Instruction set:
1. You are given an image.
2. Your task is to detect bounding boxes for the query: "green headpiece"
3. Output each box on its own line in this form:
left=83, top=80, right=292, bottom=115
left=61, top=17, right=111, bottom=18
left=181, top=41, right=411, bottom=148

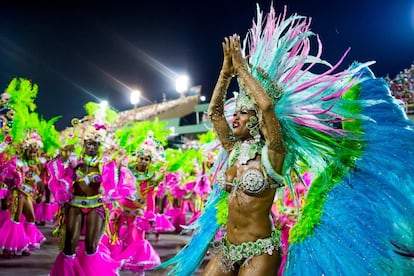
left=234, top=84, right=258, bottom=113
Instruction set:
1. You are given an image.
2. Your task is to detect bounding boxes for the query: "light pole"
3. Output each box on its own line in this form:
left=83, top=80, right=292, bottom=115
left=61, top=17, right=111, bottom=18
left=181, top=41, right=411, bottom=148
left=175, top=75, right=190, bottom=97
left=130, top=89, right=141, bottom=109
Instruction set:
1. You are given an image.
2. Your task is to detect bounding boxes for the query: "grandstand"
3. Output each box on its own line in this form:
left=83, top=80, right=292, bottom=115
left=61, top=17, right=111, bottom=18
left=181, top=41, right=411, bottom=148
left=113, top=94, right=210, bottom=135
left=62, top=94, right=210, bottom=142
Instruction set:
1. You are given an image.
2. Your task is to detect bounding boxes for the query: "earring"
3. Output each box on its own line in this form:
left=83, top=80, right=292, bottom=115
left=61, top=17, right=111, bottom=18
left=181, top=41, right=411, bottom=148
left=254, top=133, right=261, bottom=143
left=247, top=115, right=260, bottom=140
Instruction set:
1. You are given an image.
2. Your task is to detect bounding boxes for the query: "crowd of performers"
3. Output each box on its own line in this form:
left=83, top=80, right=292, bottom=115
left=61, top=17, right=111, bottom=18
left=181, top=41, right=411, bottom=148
left=0, top=79, right=314, bottom=276
left=0, top=85, right=213, bottom=274
left=0, top=79, right=307, bottom=275
left=2, top=4, right=414, bottom=276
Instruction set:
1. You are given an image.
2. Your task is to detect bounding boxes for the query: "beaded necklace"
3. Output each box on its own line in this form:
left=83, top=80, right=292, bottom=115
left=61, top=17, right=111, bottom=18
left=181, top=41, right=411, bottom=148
left=131, top=168, right=154, bottom=198
left=24, top=158, right=39, bottom=167
left=132, top=170, right=153, bottom=182
left=22, top=158, right=41, bottom=184
left=77, top=155, right=101, bottom=186
left=229, top=139, right=264, bottom=166
left=83, top=155, right=99, bottom=167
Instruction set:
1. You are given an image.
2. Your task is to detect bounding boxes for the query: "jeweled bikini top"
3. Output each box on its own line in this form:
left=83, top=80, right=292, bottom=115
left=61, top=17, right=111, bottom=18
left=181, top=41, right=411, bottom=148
left=75, top=170, right=101, bottom=185
left=217, top=141, right=283, bottom=195
left=217, top=168, right=277, bottom=194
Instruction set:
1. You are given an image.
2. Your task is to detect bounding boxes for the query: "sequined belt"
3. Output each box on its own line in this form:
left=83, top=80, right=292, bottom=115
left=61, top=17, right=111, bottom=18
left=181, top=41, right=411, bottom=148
left=220, top=230, right=281, bottom=272
left=118, top=203, right=144, bottom=216
left=70, top=195, right=104, bottom=208
left=18, top=184, right=35, bottom=196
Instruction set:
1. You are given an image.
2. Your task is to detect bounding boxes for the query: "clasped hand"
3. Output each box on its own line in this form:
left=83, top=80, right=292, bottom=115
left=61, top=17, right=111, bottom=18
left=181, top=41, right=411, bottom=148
left=221, top=34, right=246, bottom=76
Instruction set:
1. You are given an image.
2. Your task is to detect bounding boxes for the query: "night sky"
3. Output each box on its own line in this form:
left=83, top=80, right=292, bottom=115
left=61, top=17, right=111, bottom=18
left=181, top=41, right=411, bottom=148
left=0, top=0, right=413, bottom=130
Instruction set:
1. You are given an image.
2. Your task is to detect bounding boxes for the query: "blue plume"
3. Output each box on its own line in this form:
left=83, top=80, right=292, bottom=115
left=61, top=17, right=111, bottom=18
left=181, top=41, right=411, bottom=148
left=284, top=67, right=414, bottom=275
left=155, top=185, right=223, bottom=275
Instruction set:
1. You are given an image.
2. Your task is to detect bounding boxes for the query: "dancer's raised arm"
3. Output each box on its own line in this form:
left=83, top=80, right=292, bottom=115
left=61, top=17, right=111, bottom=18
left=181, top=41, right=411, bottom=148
left=208, top=37, right=235, bottom=153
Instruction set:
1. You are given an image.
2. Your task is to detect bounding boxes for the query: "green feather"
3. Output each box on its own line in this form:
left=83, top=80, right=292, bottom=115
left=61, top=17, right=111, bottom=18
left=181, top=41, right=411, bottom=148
left=216, top=190, right=229, bottom=225
left=114, top=118, right=171, bottom=156
left=83, top=101, right=119, bottom=124
left=289, top=84, right=365, bottom=243
left=197, top=130, right=217, bottom=144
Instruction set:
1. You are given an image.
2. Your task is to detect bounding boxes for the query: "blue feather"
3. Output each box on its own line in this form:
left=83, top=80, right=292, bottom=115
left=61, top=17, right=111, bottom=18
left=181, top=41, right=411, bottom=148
left=284, top=67, right=414, bottom=275
left=155, top=185, right=223, bottom=275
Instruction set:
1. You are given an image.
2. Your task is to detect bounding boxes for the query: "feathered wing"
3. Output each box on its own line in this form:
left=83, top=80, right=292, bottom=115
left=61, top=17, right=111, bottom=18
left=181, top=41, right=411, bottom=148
left=283, top=67, right=414, bottom=275
left=242, top=4, right=414, bottom=275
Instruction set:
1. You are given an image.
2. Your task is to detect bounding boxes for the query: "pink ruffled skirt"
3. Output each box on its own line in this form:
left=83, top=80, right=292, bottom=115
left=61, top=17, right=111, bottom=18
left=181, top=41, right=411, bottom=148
left=0, top=219, right=30, bottom=253
left=117, top=239, right=160, bottom=272
left=24, top=221, right=46, bottom=250
left=34, top=202, right=59, bottom=223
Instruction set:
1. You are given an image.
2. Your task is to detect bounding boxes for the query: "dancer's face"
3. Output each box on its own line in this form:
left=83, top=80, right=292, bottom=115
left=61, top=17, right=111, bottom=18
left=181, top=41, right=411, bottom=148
left=25, top=146, right=39, bottom=160
left=136, top=154, right=151, bottom=172
left=84, top=139, right=100, bottom=156
left=61, top=145, right=74, bottom=160
left=232, top=108, right=256, bottom=140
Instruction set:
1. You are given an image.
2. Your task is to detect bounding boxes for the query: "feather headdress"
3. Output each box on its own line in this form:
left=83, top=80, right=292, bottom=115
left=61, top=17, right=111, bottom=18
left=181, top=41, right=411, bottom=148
left=1, top=78, right=62, bottom=156
left=114, top=118, right=170, bottom=166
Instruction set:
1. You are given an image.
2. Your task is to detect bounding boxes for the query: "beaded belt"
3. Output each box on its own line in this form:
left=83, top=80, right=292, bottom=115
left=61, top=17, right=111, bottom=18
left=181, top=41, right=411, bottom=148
left=18, top=184, right=35, bottom=196
left=220, top=230, right=281, bottom=272
left=118, top=203, right=144, bottom=216
left=70, top=195, right=104, bottom=208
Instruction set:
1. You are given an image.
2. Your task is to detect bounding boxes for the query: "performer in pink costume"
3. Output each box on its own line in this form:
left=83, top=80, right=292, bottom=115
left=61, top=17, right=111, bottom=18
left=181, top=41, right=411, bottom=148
left=167, top=159, right=204, bottom=231
left=0, top=151, right=12, bottom=235
left=136, top=134, right=175, bottom=235
left=0, top=94, right=13, bottom=235
left=0, top=131, right=46, bottom=257
left=33, top=154, right=59, bottom=225
left=154, top=173, right=169, bottom=223
left=103, top=137, right=170, bottom=274
left=0, top=142, right=12, bottom=227
left=161, top=171, right=185, bottom=232
left=187, top=162, right=214, bottom=226
left=114, top=176, right=160, bottom=273
left=49, top=124, right=121, bottom=276
left=164, top=171, right=188, bottom=232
